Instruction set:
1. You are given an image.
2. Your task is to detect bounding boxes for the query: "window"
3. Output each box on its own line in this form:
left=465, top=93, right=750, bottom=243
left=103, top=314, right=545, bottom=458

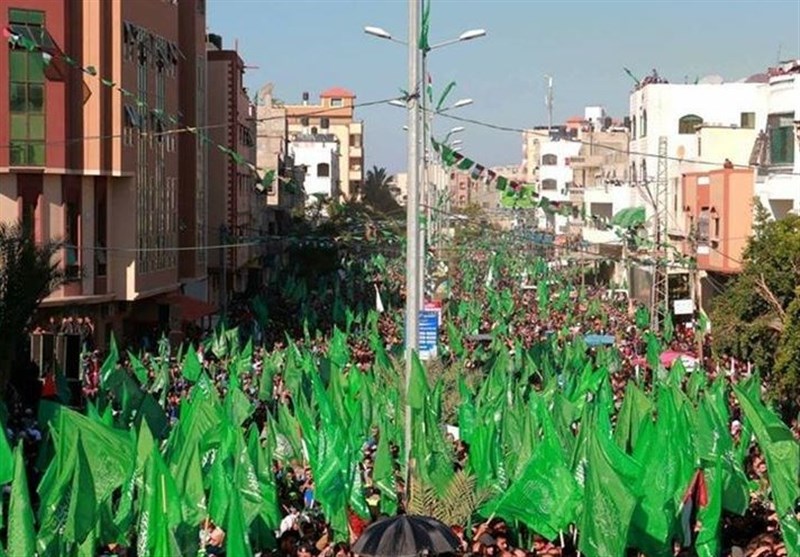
left=349, top=134, right=361, bottom=147
left=65, top=201, right=80, bottom=280
left=631, top=115, right=637, bottom=139
left=317, top=162, right=330, bottom=177
left=767, top=113, right=795, bottom=166
left=541, top=178, right=557, bottom=190
left=541, top=153, right=557, bottom=166
left=740, top=112, right=755, bottom=129
left=697, top=207, right=710, bottom=246
left=640, top=109, right=647, bottom=137
left=95, top=185, right=107, bottom=277
left=9, top=9, right=46, bottom=166
left=678, top=114, right=703, bottom=134
left=713, top=214, right=720, bottom=239
left=330, top=98, right=343, bottom=107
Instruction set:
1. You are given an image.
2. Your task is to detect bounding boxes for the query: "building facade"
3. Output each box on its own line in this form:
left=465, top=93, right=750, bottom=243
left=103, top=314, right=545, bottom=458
left=206, top=35, right=260, bottom=306
left=0, top=0, right=210, bottom=346
left=289, top=134, right=340, bottom=202
left=752, top=64, right=800, bottom=220
left=628, top=79, right=767, bottom=238
left=285, top=88, right=363, bottom=200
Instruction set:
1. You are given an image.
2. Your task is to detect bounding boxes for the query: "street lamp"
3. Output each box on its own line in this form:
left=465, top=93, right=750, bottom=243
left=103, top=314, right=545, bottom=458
left=450, top=139, right=463, bottom=146
left=439, top=98, right=473, bottom=113
left=389, top=99, right=408, bottom=108
left=448, top=126, right=465, bottom=134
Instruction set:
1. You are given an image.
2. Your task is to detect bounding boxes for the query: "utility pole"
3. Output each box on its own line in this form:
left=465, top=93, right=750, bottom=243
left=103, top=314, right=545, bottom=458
left=650, top=136, right=669, bottom=332
left=689, top=226, right=704, bottom=358
left=403, top=0, right=421, bottom=504
left=418, top=50, right=428, bottom=308
left=545, top=75, right=554, bottom=134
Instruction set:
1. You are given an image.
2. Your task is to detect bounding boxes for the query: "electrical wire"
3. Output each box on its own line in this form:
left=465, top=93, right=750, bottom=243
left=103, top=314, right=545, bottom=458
left=429, top=108, right=800, bottom=177
left=0, top=96, right=404, bottom=151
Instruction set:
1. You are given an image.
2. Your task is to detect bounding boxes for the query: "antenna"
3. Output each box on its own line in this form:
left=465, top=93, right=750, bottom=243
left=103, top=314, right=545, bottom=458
left=544, top=75, right=554, bottom=133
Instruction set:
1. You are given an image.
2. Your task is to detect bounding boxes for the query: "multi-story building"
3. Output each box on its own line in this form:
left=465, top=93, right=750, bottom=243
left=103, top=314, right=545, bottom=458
left=680, top=168, right=755, bottom=310
left=0, top=0, right=210, bottom=347
left=206, top=34, right=260, bottom=306
left=285, top=88, right=363, bottom=199
left=178, top=0, right=209, bottom=304
left=289, top=133, right=340, bottom=202
left=628, top=76, right=767, bottom=239
left=254, top=82, right=305, bottom=236
left=751, top=62, right=800, bottom=219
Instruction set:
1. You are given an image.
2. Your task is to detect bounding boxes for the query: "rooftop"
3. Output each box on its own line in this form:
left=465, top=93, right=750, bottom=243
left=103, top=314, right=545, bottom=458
left=320, top=87, right=355, bottom=98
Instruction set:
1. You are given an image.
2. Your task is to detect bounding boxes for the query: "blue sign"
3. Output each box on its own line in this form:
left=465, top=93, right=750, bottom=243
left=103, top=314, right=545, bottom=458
left=419, top=310, right=440, bottom=360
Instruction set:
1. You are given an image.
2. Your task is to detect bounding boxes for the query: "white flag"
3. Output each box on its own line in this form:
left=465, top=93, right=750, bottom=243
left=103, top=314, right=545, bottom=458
left=375, top=284, right=385, bottom=313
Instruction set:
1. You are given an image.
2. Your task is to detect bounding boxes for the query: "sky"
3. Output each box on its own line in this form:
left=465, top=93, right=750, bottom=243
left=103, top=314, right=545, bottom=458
left=208, top=0, right=800, bottom=175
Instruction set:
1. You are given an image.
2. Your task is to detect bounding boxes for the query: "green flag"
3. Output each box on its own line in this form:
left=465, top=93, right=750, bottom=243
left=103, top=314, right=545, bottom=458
left=64, top=435, right=98, bottom=546
left=8, top=444, right=36, bottom=557
left=182, top=344, right=202, bottom=382
left=695, top=461, right=723, bottom=557
left=128, top=351, right=149, bottom=386
left=99, top=333, right=119, bottom=387
left=373, top=424, right=398, bottom=516
left=578, top=414, right=641, bottom=557
left=0, top=428, right=12, bottom=485
left=484, top=405, right=580, bottom=540
left=408, top=353, right=428, bottom=410
left=734, top=385, right=800, bottom=556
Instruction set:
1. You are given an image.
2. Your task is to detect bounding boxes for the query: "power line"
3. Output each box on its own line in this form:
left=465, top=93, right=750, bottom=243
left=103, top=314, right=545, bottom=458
left=429, top=108, right=800, bottom=177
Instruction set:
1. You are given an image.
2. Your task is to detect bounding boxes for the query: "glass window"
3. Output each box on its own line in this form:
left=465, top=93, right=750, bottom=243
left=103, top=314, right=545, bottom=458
left=317, top=163, right=330, bottom=177
left=740, top=112, right=755, bottom=129
left=679, top=114, right=703, bottom=134
left=541, top=178, right=557, bottom=190
left=9, top=9, right=46, bottom=167
left=331, top=98, right=343, bottom=107
left=10, top=9, right=44, bottom=25
left=9, top=50, right=27, bottom=81
left=9, top=83, right=26, bottom=111
left=768, top=113, right=795, bottom=166
left=542, top=153, right=557, bottom=166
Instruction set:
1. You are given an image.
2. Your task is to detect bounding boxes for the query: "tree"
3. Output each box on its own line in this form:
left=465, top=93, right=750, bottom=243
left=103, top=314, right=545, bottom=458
left=710, top=206, right=800, bottom=413
left=362, top=166, right=403, bottom=217
left=0, top=221, right=63, bottom=395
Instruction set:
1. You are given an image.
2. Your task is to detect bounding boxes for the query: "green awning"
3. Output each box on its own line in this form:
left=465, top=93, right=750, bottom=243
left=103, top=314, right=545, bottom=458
left=611, top=206, right=646, bottom=228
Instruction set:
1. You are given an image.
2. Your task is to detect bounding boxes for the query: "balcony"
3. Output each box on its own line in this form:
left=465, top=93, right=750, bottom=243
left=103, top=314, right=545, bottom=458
left=349, top=146, right=363, bottom=158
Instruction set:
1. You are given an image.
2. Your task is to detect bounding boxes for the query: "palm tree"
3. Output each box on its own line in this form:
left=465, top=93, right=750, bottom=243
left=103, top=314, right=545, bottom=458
left=363, top=166, right=403, bottom=217
left=0, top=221, right=64, bottom=395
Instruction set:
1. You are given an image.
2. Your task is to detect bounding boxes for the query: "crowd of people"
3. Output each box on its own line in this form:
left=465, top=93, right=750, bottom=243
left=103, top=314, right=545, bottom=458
left=2, top=242, right=798, bottom=557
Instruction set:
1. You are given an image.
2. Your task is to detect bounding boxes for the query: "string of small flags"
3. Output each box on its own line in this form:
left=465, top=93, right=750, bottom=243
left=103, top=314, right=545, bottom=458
left=431, top=138, right=573, bottom=216
left=3, top=25, right=315, bottom=194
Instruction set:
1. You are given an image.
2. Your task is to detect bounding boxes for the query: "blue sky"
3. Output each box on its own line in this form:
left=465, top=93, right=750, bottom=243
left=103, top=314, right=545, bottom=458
left=208, top=0, right=800, bottom=175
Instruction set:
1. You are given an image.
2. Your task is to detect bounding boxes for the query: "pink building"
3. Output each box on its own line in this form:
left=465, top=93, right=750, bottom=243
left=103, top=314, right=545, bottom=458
left=206, top=35, right=260, bottom=307
left=0, top=0, right=211, bottom=348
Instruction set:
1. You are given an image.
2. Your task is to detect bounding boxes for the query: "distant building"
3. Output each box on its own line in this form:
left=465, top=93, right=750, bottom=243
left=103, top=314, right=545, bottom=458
left=290, top=134, right=340, bottom=203
left=751, top=63, right=800, bottom=220
left=206, top=35, right=261, bottom=305
left=0, top=0, right=211, bottom=348
left=628, top=77, right=767, bottom=238
left=254, top=83, right=305, bottom=235
left=285, top=88, right=364, bottom=199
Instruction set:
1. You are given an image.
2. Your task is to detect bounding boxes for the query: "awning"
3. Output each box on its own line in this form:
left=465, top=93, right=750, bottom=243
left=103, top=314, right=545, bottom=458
left=160, top=293, right=217, bottom=323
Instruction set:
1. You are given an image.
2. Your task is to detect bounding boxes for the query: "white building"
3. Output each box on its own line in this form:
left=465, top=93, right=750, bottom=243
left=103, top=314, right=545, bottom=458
left=537, top=138, right=582, bottom=233
left=753, top=67, right=800, bottom=219
left=629, top=78, right=768, bottom=238
left=289, top=133, right=340, bottom=203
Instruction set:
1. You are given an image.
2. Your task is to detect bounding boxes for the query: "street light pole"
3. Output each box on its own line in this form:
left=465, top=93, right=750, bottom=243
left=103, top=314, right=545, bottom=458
left=418, top=48, right=428, bottom=310
left=403, top=0, right=421, bottom=501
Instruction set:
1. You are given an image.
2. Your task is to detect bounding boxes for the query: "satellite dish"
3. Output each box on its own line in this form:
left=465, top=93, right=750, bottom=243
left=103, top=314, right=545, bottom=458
left=697, top=74, right=724, bottom=85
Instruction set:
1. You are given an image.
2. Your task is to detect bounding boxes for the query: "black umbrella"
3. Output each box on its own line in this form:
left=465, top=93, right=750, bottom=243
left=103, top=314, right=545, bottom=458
left=352, top=514, right=460, bottom=557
